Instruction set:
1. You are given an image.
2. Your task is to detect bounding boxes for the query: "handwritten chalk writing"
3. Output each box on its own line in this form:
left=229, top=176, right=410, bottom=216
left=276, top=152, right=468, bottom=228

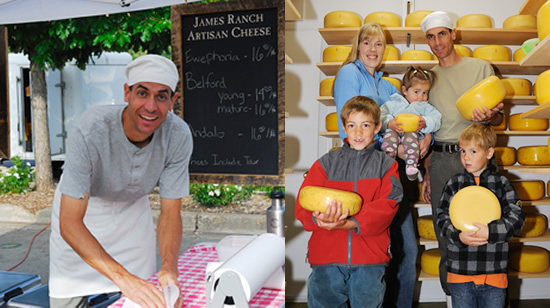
left=252, top=44, right=277, bottom=62
left=218, top=91, right=245, bottom=104
left=213, top=154, right=242, bottom=166
left=244, top=155, right=260, bottom=166
left=227, top=13, right=264, bottom=24
left=231, top=26, right=272, bottom=38
left=187, top=30, right=229, bottom=41
left=254, top=103, right=277, bottom=116
left=185, top=72, right=227, bottom=90
left=190, top=158, right=209, bottom=166
left=190, top=125, right=225, bottom=139
left=185, top=49, right=241, bottom=65
left=251, top=126, right=277, bottom=140
left=193, top=16, right=225, bottom=28
left=255, top=85, right=276, bottom=101
left=217, top=103, right=252, bottom=114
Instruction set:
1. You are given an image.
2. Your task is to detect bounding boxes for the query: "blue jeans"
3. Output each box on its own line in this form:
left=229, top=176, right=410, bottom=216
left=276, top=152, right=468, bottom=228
left=448, top=282, right=506, bottom=308
left=308, top=266, right=386, bottom=308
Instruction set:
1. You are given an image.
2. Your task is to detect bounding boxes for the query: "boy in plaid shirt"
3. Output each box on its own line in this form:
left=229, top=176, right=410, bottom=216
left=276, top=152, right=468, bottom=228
left=436, top=123, right=524, bottom=308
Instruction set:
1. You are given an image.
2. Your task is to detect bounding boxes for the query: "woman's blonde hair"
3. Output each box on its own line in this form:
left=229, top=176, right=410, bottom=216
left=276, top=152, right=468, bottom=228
left=458, top=123, right=497, bottom=151
left=342, top=22, right=387, bottom=67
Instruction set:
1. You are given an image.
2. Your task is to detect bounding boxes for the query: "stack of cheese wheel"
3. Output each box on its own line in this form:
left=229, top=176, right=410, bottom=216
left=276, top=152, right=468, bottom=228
left=509, top=245, right=550, bottom=273
left=509, top=113, right=549, bottom=131
left=457, top=14, right=493, bottom=28
left=382, top=76, right=401, bottom=90
left=405, top=10, right=433, bottom=27
left=538, top=0, right=550, bottom=41
left=494, top=146, right=516, bottom=166
left=364, top=11, right=401, bottom=27
left=456, top=76, right=506, bottom=121
left=324, top=11, right=362, bottom=28
left=535, top=69, right=550, bottom=105
left=501, top=78, right=532, bottom=96
left=511, top=180, right=545, bottom=201
left=517, top=213, right=548, bottom=237
left=517, top=146, right=550, bottom=165
left=401, top=50, right=432, bottom=60
left=417, top=215, right=436, bottom=240
left=473, top=45, right=511, bottom=61
left=323, top=45, right=352, bottom=62
left=320, top=77, right=335, bottom=96
left=492, top=114, right=507, bottom=131
left=421, top=248, right=440, bottom=276
left=513, top=48, right=528, bottom=62
left=326, top=112, right=338, bottom=132
left=502, top=14, right=537, bottom=29
left=383, top=45, right=399, bottom=61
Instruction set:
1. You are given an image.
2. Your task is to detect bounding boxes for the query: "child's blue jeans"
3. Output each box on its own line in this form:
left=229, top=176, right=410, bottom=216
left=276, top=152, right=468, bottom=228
left=448, top=282, right=506, bottom=308
left=307, top=265, right=386, bottom=308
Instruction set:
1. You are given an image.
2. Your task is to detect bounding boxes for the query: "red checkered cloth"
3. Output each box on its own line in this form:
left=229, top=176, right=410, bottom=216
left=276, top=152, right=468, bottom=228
left=109, top=243, right=285, bottom=308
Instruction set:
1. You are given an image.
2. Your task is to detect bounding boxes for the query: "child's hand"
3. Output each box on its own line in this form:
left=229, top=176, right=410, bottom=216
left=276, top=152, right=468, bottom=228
left=388, top=118, right=404, bottom=133
left=458, top=223, right=489, bottom=246
left=313, top=200, right=350, bottom=230
left=417, top=116, right=426, bottom=131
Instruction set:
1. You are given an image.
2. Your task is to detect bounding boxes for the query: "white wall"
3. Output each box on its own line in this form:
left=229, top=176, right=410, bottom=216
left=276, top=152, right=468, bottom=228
left=285, top=0, right=550, bottom=302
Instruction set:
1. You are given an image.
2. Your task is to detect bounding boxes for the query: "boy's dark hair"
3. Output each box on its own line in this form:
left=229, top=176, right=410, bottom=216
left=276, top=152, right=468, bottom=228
left=458, top=123, right=497, bottom=150
left=340, top=96, right=381, bottom=126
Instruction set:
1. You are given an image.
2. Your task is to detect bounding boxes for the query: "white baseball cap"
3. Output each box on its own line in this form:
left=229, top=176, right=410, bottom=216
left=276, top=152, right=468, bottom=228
left=125, top=54, right=179, bottom=92
left=420, top=11, right=453, bottom=33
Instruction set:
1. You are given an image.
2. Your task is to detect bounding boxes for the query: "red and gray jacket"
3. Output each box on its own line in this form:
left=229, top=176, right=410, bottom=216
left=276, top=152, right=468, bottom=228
left=295, top=142, right=403, bottom=267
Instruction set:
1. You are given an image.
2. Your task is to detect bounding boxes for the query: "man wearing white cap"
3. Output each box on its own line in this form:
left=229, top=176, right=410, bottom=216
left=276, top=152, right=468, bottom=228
left=49, top=54, right=192, bottom=307
left=419, top=11, right=504, bottom=305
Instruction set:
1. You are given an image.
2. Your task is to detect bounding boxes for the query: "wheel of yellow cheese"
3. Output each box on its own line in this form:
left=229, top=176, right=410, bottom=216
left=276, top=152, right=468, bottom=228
left=511, top=180, right=545, bottom=201
left=382, top=76, right=401, bottom=90
left=405, top=10, right=433, bottom=27
left=455, top=76, right=506, bottom=121
left=323, top=45, right=352, bottom=62
left=501, top=78, right=532, bottom=96
left=434, top=45, right=472, bottom=60
left=364, top=11, right=401, bottom=27
left=494, top=146, right=516, bottom=166
left=324, top=11, right=362, bottom=28
left=517, top=213, right=548, bottom=237
left=509, top=113, right=549, bottom=131
left=319, top=77, right=335, bottom=96
left=535, top=69, right=550, bottom=105
left=473, top=45, right=511, bottom=62
left=326, top=112, right=338, bottom=132
left=417, top=215, right=436, bottom=240
left=538, top=0, right=550, bottom=41
left=449, top=186, right=501, bottom=232
left=382, top=45, right=399, bottom=61
left=513, top=48, right=527, bottom=62
left=503, top=14, right=537, bottom=29
left=509, top=245, right=550, bottom=273
left=401, top=50, right=432, bottom=60
left=421, top=248, right=440, bottom=276
left=517, top=146, right=550, bottom=166
left=394, top=113, right=420, bottom=132
left=457, top=14, right=493, bottom=28
left=298, top=186, right=363, bottom=216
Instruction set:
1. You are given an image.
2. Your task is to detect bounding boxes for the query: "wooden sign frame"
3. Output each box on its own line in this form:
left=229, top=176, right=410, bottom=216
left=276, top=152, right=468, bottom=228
left=171, top=0, right=284, bottom=186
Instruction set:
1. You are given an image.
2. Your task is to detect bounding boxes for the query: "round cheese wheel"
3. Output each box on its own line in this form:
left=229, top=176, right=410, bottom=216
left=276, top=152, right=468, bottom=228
left=405, top=10, right=433, bottom=27
left=401, top=50, right=432, bottom=60
left=394, top=113, right=420, bottom=132
left=382, top=76, right=401, bottom=90
left=513, top=48, right=527, bottom=62
left=509, top=245, right=550, bottom=273
left=535, top=69, right=550, bottom=105
left=326, top=112, right=338, bottom=132
left=421, top=248, right=440, bottom=276
left=517, top=146, right=550, bottom=165
left=517, top=213, right=548, bottom=237
left=473, top=45, right=511, bottom=62
left=383, top=45, right=399, bottom=61
left=457, top=14, right=493, bottom=28
left=494, top=146, right=516, bottom=166
left=417, top=215, right=436, bottom=240
left=454, top=45, right=472, bottom=57
left=449, top=186, right=501, bottom=232
left=511, top=180, right=545, bottom=201
left=501, top=78, right=532, bottom=96
left=509, top=113, right=549, bottom=131
left=456, top=76, right=506, bottom=121
left=324, top=11, right=362, bottom=28
left=320, top=77, right=335, bottom=96
left=492, top=114, right=507, bottom=131
left=323, top=45, right=352, bottom=62
left=503, top=14, right=537, bottom=29
left=364, top=11, right=401, bottom=27
left=298, top=186, right=363, bottom=216
left=538, top=0, right=550, bottom=41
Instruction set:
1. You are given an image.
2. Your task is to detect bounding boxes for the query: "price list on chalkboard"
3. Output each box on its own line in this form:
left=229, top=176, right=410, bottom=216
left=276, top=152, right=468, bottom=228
left=180, top=6, right=279, bottom=177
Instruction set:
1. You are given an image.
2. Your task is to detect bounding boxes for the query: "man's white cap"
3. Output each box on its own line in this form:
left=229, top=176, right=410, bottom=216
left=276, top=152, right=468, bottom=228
left=420, top=11, right=453, bottom=33
left=125, top=54, right=179, bottom=92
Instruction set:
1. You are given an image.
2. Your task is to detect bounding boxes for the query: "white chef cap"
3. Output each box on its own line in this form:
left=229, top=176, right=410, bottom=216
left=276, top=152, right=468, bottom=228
left=125, top=54, right=179, bottom=92
left=420, top=11, right=453, bottom=33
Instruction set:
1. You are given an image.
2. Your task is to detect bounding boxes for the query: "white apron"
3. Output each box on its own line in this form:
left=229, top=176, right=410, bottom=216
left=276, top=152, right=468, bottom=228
left=49, top=186, right=157, bottom=298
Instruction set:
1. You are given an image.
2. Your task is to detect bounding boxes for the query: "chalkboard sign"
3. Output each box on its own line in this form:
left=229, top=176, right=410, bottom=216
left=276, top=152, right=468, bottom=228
left=172, top=0, right=284, bottom=185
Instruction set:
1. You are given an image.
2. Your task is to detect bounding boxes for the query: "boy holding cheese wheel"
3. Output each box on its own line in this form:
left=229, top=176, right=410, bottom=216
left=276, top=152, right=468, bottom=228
left=295, top=96, right=403, bottom=308
left=436, top=123, right=524, bottom=308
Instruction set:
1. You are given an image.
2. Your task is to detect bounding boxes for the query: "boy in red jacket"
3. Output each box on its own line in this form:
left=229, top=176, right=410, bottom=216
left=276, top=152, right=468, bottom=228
left=296, top=96, right=403, bottom=308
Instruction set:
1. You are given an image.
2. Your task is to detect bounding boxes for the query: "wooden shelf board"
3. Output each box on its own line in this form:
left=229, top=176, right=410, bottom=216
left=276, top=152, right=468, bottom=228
left=319, top=131, right=339, bottom=137
left=519, top=0, right=548, bottom=15
left=418, top=268, right=550, bottom=281
left=520, top=35, right=550, bottom=66
left=520, top=100, right=550, bottom=119
left=285, top=53, right=293, bottom=64
left=497, top=130, right=550, bottom=136
left=317, top=96, right=537, bottom=107
left=285, top=0, right=301, bottom=21
left=413, top=198, right=550, bottom=208
left=500, top=165, right=550, bottom=174
left=317, top=96, right=334, bottom=106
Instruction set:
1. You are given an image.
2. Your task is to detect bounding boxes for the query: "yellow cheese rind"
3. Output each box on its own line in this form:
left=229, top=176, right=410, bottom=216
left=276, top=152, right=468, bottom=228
left=535, top=69, right=550, bottom=105
left=473, top=45, right=511, bottom=62
left=517, top=213, right=548, bottom=237
left=320, top=77, right=335, bottom=96
left=449, top=186, right=501, bottom=232
left=517, top=146, right=550, bottom=165
left=509, top=113, right=549, bottom=131
left=538, top=1, right=550, bottom=41
left=394, top=113, right=420, bottom=132
left=454, top=45, right=472, bottom=57
left=405, top=10, right=433, bottom=27
left=323, top=45, right=352, bottom=62
left=509, top=245, right=550, bottom=273
left=383, top=45, right=399, bottom=61
left=421, top=248, right=440, bottom=276
left=417, top=215, right=437, bottom=240
left=456, top=76, right=506, bottom=121
left=325, top=112, right=338, bottom=132
left=382, top=77, right=401, bottom=90
left=401, top=50, right=432, bottom=60
left=364, top=11, right=401, bottom=27
left=501, top=78, right=532, bottom=96
left=511, top=180, right=545, bottom=201
left=513, top=48, right=527, bottom=62
left=503, top=14, right=537, bottom=29
left=494, top=146, right=516, bottom=166
left=298, top=186, right=363, bottom=216
left=457, top=14, right=493, bottom=28
left=324, top=11, right=362, bottom=28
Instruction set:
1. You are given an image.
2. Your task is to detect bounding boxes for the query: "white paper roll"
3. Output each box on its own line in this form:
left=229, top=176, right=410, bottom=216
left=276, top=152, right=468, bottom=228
left=208, top=233, right=285, bottom=301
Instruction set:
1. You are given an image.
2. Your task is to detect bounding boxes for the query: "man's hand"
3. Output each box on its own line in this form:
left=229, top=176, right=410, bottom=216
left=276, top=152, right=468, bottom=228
left=419, top=133, right=432, bottom=159
left=157, top=269, right=182, bottom=308
left=118, top=274, right=166, bottom=308
left=471, top=102, right=504, bottom=123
